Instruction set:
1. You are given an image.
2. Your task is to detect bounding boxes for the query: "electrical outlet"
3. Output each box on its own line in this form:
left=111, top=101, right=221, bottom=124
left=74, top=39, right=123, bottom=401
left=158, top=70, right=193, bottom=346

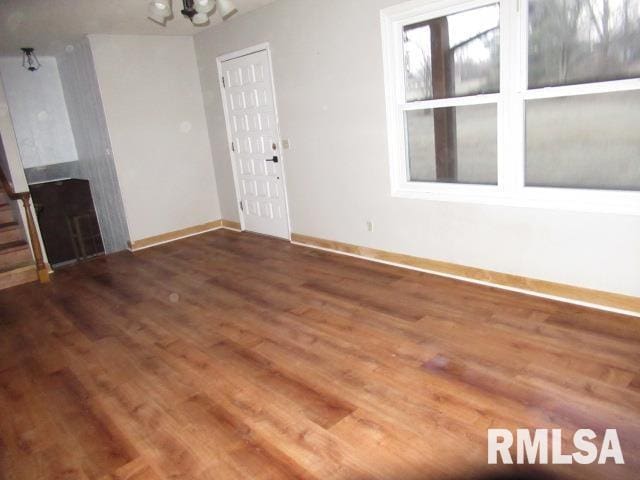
left=366, top=221, right=373, bottom=232
left=281, top=139, right=290, bottom=149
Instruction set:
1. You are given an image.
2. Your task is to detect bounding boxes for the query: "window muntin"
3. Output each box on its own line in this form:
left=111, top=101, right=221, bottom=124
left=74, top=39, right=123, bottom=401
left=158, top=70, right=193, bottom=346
left=403, top=3, right=500, bottom=101
left=406, top=104, right=498, bottom=184
left=528, top=0, right=640, bottom=89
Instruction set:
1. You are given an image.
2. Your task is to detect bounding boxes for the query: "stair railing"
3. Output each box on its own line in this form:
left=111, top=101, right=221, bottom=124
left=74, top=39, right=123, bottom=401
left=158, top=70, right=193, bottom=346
left=0, top=168, right=49, bottom=283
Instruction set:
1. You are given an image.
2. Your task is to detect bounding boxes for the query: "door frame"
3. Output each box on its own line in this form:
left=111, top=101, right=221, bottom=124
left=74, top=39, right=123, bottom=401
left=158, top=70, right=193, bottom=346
left=216, top=43, right=293, bottom=240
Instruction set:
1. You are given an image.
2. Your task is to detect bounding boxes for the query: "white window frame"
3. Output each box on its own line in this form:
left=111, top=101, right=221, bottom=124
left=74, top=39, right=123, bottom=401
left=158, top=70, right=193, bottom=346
left=381, top=0, right=640, bottom=215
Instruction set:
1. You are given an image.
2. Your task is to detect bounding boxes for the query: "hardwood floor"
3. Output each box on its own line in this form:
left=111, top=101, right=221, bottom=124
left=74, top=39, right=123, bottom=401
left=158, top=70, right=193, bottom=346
left=0, top=230, right=638, bottom=480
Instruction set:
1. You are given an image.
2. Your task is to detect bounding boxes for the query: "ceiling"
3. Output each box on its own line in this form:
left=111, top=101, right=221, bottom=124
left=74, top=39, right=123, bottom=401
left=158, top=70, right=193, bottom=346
left=0, top=0, right=275, bottom=56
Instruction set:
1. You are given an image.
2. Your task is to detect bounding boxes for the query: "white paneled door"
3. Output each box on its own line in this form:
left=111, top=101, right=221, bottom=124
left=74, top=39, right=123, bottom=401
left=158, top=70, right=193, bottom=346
left=219, top=48, right=290, bottom=239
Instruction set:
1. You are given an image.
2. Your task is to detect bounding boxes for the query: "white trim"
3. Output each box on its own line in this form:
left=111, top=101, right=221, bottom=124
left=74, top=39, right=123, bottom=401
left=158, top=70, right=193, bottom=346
left=380, top=0, right=640, bottom=216
left=215, top=43, right=294, bottom=239
left=291, top=239, right=640, bottom=319
left=217, top=42, right=270, bottom=63
left=523, top=78, right=640, bottom=99
left=216, top=53, right=246, bottom=232
left=392, top=187, right=640, bottom=216
left=501, top=0, right=523, bottom=192
left=383, top=0, right=499, bottom=24
left=401, top=93, right=499, bottom=110
left=381, top=8, right=403, bottom=197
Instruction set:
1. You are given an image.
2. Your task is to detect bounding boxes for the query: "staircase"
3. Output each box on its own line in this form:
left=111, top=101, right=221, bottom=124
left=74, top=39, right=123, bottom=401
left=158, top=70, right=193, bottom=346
left=0, top=183, right=38, bottom=289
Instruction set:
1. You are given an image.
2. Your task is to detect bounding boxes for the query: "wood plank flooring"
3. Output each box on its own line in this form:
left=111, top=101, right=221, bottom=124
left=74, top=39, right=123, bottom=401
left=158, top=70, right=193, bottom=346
left=0, top=230, right=638, bottom=480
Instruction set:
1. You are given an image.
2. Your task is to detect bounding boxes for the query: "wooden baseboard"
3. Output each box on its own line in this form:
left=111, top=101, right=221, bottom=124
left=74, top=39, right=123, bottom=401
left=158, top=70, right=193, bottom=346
left=291, top=233, right=640, bottom=316
left=221, top=220, right=241, bottom=231
left=128, top=220, right=240, bottom=251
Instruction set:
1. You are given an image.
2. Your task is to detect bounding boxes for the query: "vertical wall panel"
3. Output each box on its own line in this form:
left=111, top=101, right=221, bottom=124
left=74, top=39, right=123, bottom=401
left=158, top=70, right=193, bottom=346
left=57, top=39, right=130, bottom=253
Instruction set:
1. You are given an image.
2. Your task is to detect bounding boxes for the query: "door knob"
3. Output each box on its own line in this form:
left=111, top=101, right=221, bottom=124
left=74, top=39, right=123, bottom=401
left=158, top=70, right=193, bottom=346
left=266, top=156, right=279, bottom=163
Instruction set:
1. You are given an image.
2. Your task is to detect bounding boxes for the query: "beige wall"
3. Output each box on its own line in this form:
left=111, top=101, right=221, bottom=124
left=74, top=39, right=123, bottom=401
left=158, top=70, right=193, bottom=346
left=89, top=34, right=221, bottom=242
left=194, top=0, right=640, bottom=297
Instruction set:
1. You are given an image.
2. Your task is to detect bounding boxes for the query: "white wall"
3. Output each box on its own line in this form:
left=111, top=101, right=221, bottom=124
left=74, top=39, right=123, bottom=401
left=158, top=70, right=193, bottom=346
left=194, top=0, right=640, bottom=297
left=89, top=34, right=221, bottom=242
left=0, top=76, right=28, bottom=191
left=0, top=56, right=78, bottom=168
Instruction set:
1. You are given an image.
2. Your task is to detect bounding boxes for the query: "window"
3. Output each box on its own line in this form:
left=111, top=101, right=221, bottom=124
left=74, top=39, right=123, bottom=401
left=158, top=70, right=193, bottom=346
left=406, top=104, right=498, bottom=184
left=381, top=0, right=640, bottom=213
left=525, top=0, right=640, bottom=191
left=402, top=3, right=500, bottom=185
left=403, top=4, right=500, bottom=102
left=528, top=0, right=640, bottom=88
left=525, top=90, right=640, bottom=190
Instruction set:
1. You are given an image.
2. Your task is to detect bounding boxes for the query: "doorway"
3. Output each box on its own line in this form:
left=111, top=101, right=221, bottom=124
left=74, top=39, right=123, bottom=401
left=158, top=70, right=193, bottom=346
left=0, top=43, right=129, bottom=269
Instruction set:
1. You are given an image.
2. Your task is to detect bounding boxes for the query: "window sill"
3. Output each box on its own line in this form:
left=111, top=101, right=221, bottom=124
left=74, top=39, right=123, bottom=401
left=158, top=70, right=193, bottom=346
left=391, top=185, right=640, bottom=216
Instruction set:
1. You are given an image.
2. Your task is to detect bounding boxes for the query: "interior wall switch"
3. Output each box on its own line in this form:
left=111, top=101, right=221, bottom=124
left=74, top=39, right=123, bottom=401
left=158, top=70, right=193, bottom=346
left=281, top=139, right=290, bottom=149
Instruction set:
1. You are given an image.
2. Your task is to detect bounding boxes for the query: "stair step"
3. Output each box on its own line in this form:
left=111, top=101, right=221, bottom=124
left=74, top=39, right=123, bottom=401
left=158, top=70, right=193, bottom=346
left=0, top=240, right=32, bottom=270
left=0, top=204, right=13, bottom=224
left=0, top=222, right=22, bottom=242
left=0, top=239, right=28, bottom=252
left=0, top=263, right=37, bottom=290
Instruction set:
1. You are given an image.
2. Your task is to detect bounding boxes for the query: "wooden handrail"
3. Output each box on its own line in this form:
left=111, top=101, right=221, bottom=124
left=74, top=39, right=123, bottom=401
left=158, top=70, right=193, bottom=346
left=0, top=168, right=49, bottom=283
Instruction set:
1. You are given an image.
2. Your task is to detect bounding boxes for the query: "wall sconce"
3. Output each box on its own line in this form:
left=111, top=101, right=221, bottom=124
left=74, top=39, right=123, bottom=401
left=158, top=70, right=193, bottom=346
left=21, top=48, right=41, bottom=72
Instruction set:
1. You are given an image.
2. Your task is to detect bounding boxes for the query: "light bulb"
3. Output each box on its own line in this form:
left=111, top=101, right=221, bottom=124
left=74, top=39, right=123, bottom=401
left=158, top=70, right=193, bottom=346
left=217, top=0, right=237, bottom=19
left=194, top=0, right=215, bottom=14
left=192, top=12, right=209, bottom=25
left=149, top=0, right=172, bottom=18
left=148, top=5, right=167, bottom=24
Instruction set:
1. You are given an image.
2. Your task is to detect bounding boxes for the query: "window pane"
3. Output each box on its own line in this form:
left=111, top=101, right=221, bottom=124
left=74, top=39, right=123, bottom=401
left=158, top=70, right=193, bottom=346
left=526, top=90, right=640, bottom=190
left=403, top=3, right=500, bottom=102
left=529, top=0, right=640, bottom=88
left=406, top=103, right=497, bottom=184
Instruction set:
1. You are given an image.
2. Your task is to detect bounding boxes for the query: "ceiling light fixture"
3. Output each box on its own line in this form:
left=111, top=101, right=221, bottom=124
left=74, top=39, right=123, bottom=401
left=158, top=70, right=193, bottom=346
left=21, top=48, right=41, bottom=72
left=147, top=0, right=237, bottom=26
